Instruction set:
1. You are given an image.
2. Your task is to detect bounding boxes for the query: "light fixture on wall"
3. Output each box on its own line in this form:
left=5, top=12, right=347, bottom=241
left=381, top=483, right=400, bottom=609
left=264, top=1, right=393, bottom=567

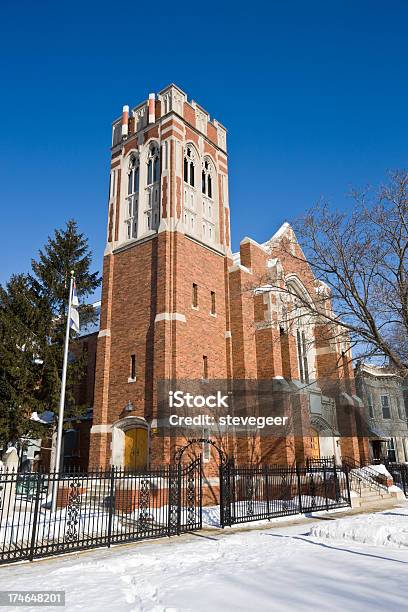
left=124, top=401, right=134, bottom=412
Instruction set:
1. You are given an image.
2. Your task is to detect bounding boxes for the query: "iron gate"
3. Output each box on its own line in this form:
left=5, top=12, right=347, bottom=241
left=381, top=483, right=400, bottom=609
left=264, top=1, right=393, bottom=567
left=0, top=458, right=202, bottom=565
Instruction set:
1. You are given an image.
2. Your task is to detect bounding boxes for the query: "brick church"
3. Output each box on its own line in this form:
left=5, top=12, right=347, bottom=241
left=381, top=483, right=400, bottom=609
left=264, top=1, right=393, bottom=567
left=84, top=84, right=368, bottom=472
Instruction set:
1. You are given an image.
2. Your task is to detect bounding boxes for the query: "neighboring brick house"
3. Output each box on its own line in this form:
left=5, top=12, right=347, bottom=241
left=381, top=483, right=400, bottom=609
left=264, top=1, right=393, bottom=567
left=64, top=303, right=100, bottom=470
left=88, top=84, right=368, bottom=474
left=355, top=363, right=408, bottom=463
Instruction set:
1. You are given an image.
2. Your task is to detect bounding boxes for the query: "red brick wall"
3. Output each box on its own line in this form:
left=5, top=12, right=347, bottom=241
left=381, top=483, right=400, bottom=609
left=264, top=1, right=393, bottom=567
left=70, top=332, right=98, bottom=408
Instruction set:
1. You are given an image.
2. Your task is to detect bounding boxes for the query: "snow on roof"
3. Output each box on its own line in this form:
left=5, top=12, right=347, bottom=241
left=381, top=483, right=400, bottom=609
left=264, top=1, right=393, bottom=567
left=358, top=363, right=400, bottom=378
left=262, top=222, right=292, bottom=247
left=231, top=222, right=296, bottom=262
left=232, top=251, right=241, bottom=265
left=30, top=411, right=54, bottom=425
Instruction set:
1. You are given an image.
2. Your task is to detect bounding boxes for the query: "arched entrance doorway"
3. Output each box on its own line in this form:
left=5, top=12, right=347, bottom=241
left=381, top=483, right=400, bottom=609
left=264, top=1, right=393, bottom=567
left=310, top=415, right=341, bottom=464
left=111, top=416, right=148, bottom=470
left=124, top=427, right=148, bottom=470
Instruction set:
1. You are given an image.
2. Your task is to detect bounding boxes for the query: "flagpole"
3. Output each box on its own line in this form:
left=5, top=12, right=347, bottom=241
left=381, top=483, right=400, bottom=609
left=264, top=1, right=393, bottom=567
left=51, top=271, right=74, bottom=513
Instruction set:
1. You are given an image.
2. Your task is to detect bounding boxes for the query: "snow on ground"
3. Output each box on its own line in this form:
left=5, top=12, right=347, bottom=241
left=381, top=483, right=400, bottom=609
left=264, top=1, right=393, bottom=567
left=0, top=504, right=407, bottom=612
left=202, top=504, right=350, bottom=528
left=367, top=464, right=392, bottom=478
left=309, top=504, right=408, bottom=548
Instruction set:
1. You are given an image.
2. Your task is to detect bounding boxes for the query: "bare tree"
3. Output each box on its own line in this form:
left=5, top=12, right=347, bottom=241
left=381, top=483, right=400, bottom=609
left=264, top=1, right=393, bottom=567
left=259, top=170, right=408, bottom=377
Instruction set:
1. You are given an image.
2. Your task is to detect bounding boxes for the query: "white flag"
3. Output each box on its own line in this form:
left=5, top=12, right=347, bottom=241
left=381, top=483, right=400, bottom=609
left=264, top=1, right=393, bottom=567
left=70, top=281, right=80, bottom=333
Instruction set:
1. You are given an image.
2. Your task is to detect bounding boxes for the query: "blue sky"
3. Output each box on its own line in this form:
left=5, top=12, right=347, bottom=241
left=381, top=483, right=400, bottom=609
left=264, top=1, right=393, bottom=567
left=1, top=1, right=407, bottom=296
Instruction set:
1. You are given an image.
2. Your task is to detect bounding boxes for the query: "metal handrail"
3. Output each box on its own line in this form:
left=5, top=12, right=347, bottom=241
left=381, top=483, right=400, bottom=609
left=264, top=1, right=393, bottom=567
left=342, top=456, right=389, bottom=493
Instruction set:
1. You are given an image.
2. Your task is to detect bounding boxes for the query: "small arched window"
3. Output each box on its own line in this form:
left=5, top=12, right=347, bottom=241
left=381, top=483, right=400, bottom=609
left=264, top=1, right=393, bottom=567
left=128, top=156, right=139, bottom=195
left=147, top=144, right=160, bottom=186
left=184, top=146, right=196, bottom=187
left=201, top=159, right=213, bottom=199
left=125, top=155, right=140, bottom=240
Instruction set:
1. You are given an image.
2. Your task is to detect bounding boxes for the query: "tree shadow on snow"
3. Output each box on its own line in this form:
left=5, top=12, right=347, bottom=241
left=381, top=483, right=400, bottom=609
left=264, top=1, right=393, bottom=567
left=265, top=533, right=408, bottom=565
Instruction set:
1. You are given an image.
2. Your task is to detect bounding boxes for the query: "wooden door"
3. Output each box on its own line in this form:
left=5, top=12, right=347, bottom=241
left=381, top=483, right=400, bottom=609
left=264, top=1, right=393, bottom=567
left=124, top=428, right=148, bottom=470
left=310, top=429, right=320, bottom=459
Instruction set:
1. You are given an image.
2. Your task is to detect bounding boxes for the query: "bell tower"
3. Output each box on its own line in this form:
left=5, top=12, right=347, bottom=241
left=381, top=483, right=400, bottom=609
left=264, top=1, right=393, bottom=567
left=89, top=84, right=232, bottom=469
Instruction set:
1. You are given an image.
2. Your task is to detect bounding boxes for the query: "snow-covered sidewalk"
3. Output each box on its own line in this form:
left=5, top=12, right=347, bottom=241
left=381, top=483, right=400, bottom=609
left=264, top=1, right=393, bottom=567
left=0, top=503, right=407, bottom=611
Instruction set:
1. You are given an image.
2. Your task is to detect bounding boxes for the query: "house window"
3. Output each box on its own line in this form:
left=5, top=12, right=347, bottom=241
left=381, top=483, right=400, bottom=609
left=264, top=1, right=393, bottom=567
left=296, top=329, right=309, bottom=384
left=192, top=283, right=198, bottom=308
left=130, top=354, right=136, bottom=381
left=203, top=355, right=208, bottom=380
left=404, top=439, right=408, bottom=462
left=386, top=438, right=396, bottom=462
left=397, top=396, right=405, bottom=420
left=211, top=291, right=216, bottom=315
left=63, top=429, right=79, bottom=463
left=381, top=395, right=391, bottom=419
left=368, top=394, right=374, bottom=418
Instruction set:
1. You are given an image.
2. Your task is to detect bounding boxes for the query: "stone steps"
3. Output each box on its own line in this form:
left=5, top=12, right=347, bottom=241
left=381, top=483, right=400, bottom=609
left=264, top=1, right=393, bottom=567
left=351, top=482, right=405, bottom=509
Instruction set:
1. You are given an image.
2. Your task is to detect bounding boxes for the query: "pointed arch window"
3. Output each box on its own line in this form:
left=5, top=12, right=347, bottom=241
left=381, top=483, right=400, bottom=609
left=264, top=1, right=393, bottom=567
left=128, top=156, right=139, bottom=195
left=125, top=155, right=140, bottom=240
left=147, top=144, right=160, bottom=186
left=184, top=146, right=196, bottom=187
left=202, top=159, right=213, bottom=199
left=145, top=143, right=161, bottom=232
left=296, top=328, right=309, bottom=384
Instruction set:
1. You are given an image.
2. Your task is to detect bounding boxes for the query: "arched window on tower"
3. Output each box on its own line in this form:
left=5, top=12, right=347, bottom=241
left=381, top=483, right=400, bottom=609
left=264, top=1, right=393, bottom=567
left=183, top=145, right=198, bottom=235
left=147, top=144, right=159, bottom=186
left=145, top=143, right=160, bottom=232
left=201, top=159, right=213, bottom=198
left=184, top=146, right=196, bottom=187
left=201, top=157, right=215, bottom=242
left=125, top=154, right=139, bottom=239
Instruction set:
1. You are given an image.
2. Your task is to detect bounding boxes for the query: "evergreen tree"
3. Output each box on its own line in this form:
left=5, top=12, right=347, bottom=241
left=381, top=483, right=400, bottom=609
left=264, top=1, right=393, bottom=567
left=0, top=275, right=46, bottom=445
left=0, top=220, right=100, bottom=447
left=30, top=219, right=101, bottom=416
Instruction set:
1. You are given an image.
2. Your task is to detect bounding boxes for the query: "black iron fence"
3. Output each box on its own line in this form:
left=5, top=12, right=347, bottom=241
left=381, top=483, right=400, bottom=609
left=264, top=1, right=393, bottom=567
left=0, top=458, right=202, bottom=565
left=0, top=456, right=356, bottom=563
left=220, top=462, right=351, bottom=527
left=305, top=456, right=336, bottom=469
